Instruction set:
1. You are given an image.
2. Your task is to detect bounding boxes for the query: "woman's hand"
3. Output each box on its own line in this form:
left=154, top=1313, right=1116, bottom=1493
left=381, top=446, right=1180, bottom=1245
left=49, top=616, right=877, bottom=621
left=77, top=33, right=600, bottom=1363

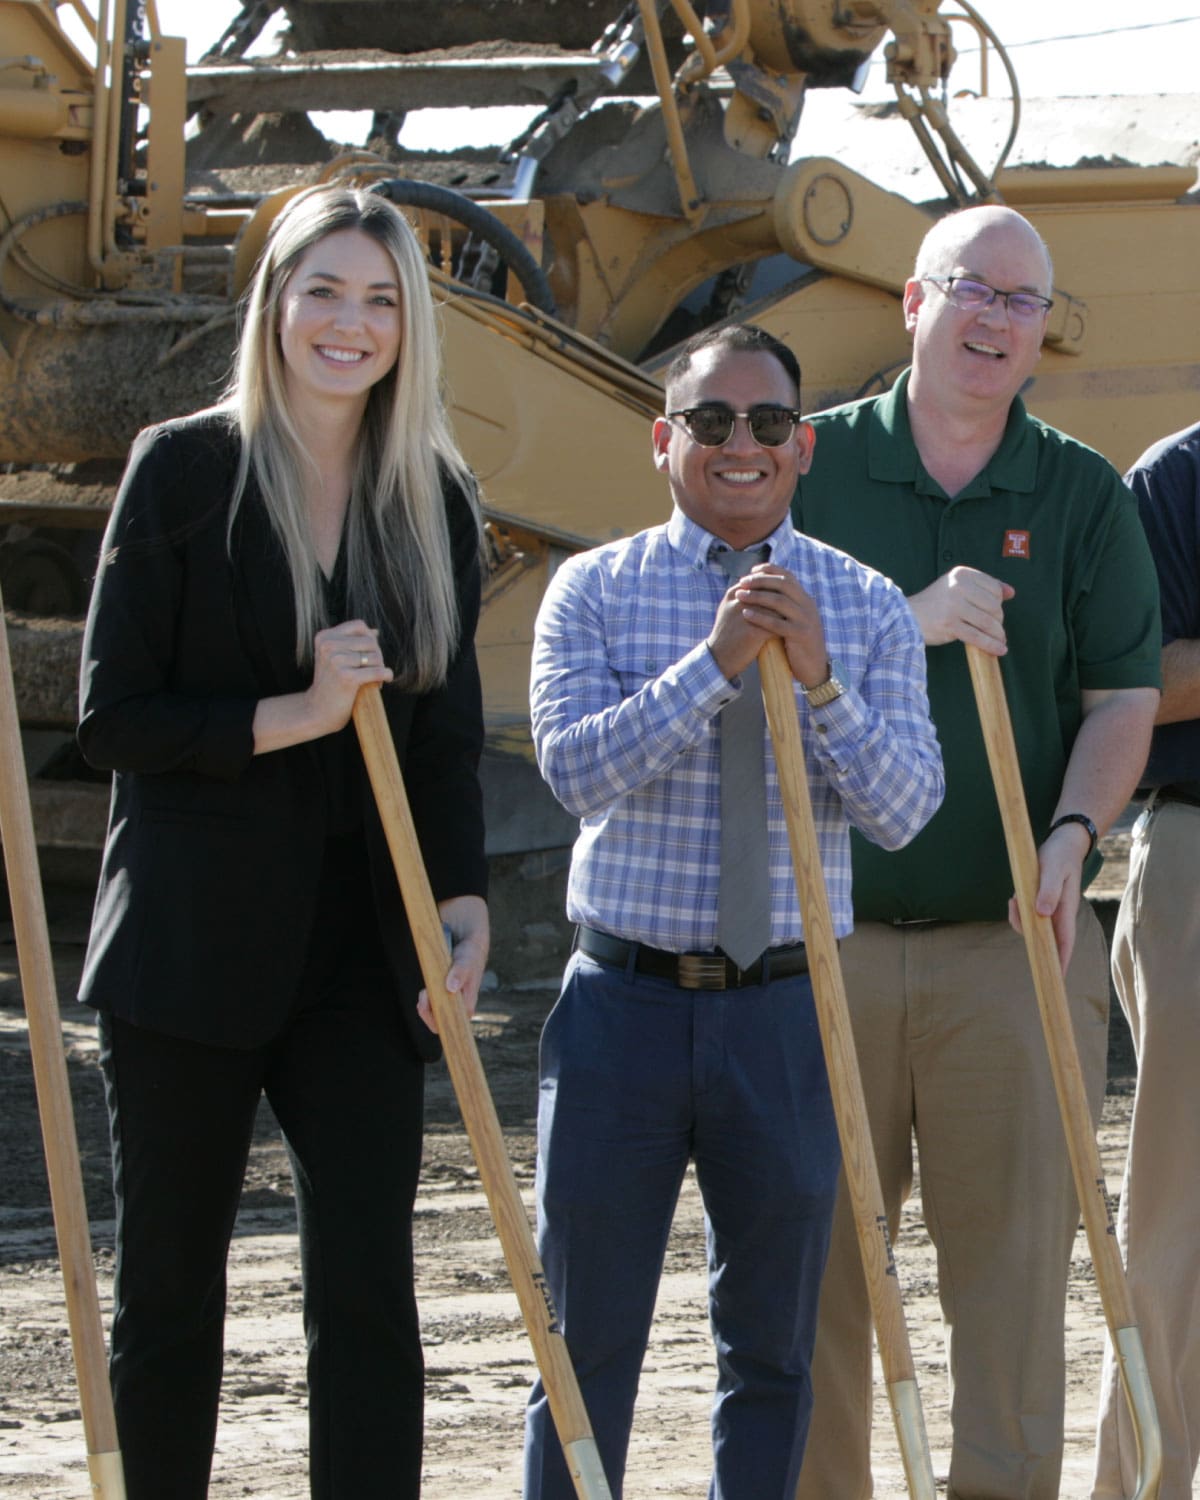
left=252, top=619, right=392, bottom=754
left=417, top=894, right=490, bottom=1033
left=306, top=620, right=393, bottom=735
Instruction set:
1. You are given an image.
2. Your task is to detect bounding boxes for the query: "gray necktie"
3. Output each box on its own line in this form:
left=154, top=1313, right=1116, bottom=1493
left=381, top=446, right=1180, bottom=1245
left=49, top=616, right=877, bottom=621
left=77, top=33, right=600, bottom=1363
left=713, top=545, right=772, bottom=971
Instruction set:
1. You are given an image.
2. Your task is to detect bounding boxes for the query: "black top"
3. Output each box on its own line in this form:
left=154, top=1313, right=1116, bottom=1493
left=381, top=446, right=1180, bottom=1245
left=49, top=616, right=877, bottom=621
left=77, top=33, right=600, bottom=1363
left=77, top=409, right=487, bottom=1057
left=1126, top=421, right=1200, bottom=790
left=316, top=541, right=362, bottom=837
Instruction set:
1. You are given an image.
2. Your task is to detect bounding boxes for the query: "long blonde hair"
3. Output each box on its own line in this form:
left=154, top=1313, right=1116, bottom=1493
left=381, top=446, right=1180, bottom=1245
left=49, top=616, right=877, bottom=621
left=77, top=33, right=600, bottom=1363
left=228, top=184, right=477, bottom=690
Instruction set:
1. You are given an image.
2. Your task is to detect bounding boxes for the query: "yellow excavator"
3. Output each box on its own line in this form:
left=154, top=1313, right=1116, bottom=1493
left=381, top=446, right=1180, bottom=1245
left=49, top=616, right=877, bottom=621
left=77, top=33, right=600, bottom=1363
left=1, top=0, right=1197, bottom=852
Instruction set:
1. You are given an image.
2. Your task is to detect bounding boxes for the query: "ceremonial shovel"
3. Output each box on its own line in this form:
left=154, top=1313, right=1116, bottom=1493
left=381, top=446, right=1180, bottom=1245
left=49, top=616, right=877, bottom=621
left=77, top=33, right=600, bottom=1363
left=0, top=591, right=126, bottom=1498
left=353, top=685, right=612, bottom=1500
left=966, top=645, right=1161, bottom=1500
left=757, top=639, right=936, bottom=1500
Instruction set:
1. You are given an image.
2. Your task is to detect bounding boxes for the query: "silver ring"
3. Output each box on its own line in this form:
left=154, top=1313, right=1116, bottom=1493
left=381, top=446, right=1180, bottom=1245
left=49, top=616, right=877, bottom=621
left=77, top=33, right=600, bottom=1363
left=359, top=652, right=370, bottom=668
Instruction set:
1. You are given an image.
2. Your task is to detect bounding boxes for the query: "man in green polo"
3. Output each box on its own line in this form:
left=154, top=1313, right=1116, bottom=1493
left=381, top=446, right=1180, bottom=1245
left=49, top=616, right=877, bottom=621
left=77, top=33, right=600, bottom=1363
left=793, top=205, right=1161, bottom=1500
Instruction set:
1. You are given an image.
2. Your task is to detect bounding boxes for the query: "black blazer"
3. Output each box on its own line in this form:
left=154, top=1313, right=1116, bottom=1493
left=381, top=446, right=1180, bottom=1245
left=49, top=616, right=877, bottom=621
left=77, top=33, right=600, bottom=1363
left=77, top=411, right=487, bottom=1060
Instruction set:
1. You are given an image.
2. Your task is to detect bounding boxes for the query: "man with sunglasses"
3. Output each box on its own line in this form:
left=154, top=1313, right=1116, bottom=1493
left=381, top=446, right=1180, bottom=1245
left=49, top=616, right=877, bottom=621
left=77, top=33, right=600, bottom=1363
left=524, top=323, right=944, bottom=1499
left=793, top=204, right=1162, bottom=1500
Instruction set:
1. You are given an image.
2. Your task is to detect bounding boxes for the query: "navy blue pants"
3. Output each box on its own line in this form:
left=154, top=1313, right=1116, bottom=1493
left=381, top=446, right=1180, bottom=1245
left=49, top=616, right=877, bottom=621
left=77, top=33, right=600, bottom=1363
left=523, top=949, right=839, bottom=1500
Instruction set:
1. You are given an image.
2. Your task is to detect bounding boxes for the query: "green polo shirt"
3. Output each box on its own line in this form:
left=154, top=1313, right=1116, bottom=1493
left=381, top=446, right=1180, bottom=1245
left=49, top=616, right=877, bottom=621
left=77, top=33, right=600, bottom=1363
left=794, top=368, right=1161, bottom=922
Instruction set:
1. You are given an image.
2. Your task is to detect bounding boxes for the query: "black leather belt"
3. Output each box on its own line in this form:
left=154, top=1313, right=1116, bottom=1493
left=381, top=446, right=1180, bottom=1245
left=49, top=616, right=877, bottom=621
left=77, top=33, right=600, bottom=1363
left=574, top=925, right=808, bottom=990
left=1155, top=784, right=1200, bottom=811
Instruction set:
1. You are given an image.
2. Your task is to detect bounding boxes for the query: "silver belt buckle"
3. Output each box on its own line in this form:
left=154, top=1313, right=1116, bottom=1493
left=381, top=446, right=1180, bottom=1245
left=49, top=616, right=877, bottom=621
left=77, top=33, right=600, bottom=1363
left=677, top=953, right=728, bottom=990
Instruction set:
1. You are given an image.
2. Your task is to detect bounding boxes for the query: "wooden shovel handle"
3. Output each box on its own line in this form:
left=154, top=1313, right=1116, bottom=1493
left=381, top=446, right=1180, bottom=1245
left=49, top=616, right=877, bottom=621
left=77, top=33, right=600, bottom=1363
left=758, top=641, right=934, bottom=1499
left=352, top=686, right=611, bottom=1500
left=966, top=647, right=1131, bottom=1316
left=0, top=592, right=125, bottom=1497
left=966, top=645, right=1160, bottom=1499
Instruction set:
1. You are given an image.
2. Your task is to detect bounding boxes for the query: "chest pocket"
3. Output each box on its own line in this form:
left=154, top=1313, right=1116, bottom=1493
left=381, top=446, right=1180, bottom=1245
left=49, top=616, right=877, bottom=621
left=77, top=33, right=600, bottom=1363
left=609, top=644, right=663, bottom=699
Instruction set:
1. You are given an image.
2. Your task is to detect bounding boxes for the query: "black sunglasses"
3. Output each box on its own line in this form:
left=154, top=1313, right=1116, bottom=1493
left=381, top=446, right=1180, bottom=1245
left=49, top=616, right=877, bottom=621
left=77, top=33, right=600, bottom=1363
left=667, top=404, right=802, bottom=448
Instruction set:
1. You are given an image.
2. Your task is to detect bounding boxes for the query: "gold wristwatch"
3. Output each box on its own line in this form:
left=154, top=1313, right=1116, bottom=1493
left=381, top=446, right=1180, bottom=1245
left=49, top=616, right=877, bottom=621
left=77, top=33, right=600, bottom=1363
left=802, top=659, right=846, bottom=708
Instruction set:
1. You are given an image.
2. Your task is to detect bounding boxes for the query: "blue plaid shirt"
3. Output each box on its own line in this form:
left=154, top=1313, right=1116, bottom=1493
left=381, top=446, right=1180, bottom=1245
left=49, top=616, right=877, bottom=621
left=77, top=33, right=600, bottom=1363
left=531, top=507, right=944, bottom=950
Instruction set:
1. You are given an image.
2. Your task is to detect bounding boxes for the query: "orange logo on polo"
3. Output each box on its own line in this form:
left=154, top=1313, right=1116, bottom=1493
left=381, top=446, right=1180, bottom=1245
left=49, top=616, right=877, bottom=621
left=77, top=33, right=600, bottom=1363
left=1002, top=530, right=1031, bottom=559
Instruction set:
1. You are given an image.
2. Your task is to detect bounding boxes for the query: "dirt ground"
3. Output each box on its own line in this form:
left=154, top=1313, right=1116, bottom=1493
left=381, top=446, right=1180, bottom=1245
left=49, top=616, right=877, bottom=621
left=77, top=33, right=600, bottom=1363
left=0, top=869, right=1138, bottom=1500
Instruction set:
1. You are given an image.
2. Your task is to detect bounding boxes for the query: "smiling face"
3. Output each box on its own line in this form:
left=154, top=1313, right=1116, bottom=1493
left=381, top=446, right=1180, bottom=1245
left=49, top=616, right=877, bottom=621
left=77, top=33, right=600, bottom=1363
left=652, top=346, right=815, bottom=549
left=903, top=208, right=1052, bottom=422
left=277, top=227, right=403, bottom=416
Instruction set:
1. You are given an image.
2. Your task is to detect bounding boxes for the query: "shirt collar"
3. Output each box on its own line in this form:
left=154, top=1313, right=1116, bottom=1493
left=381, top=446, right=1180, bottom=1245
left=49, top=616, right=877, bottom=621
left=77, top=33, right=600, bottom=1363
left=867, top=365, right=1040, bottom=499
left=667, top=505, right=797, bottom=571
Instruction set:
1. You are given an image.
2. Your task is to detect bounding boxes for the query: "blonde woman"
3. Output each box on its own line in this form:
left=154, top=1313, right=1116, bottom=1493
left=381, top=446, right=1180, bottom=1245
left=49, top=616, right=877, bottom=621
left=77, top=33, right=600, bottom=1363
left=78, top=184, right=489, bottom=1499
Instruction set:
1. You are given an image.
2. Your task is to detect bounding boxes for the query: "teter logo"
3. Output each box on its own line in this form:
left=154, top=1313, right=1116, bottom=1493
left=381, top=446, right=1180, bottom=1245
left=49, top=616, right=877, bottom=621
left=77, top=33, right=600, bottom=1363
left=1002, top=530, right=1031, bottom=559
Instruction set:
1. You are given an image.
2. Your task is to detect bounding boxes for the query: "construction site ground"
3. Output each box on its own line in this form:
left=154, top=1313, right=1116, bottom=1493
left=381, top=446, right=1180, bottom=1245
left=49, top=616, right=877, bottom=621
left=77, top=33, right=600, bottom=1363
left=0, top=818, right=1140, bottom=1500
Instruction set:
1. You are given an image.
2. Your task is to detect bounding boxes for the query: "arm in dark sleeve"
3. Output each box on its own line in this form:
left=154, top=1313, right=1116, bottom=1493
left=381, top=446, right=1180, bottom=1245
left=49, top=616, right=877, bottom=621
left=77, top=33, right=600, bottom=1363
left=1127, top=450, right=1200, bottom=647
left=76, top=423, right=257, bottom=780
left=404, top=475, right=488, bottom=902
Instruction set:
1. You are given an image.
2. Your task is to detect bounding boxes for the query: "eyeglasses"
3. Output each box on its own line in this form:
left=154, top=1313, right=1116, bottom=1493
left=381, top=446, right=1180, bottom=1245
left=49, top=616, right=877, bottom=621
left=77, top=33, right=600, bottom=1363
left=667, top=404, right=802, bottom=448
left=923, top=275, right=1053, bottom=320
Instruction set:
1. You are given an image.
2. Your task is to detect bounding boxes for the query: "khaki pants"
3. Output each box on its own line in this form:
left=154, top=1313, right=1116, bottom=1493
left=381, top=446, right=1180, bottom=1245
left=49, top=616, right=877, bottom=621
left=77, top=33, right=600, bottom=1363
left=795, top=905, right=1109, bottom=1500
left=1093, top=799, right=1200, bottom=1500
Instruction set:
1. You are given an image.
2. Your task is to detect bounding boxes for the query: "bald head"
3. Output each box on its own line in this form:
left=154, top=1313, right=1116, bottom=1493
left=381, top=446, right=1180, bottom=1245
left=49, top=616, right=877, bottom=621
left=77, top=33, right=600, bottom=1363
left=915, top=206, right=1053, bottom=295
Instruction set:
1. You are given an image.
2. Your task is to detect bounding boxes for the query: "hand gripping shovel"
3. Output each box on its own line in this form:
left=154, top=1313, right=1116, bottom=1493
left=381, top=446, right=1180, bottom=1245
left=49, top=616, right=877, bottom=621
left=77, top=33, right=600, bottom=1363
left=757, top=641, right=935, bottom=1500
left=965, top=645, right=1161, bottom=1500
left=352, top=685, right=612, bottom=1500
left=0, top=591, right=126, bottom=1497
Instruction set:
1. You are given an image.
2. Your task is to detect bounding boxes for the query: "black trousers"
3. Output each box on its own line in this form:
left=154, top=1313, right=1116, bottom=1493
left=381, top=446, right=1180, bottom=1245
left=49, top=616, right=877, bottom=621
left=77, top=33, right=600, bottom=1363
left=97, top=837, right=426, bottom=1499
